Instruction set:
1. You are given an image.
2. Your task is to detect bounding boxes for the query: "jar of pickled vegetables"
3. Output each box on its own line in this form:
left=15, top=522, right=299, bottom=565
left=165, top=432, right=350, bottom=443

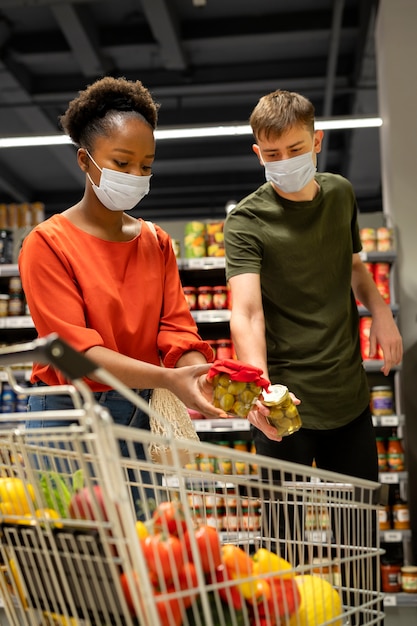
left=207, top=358, right=270, bottom=418
left=261, top=384, right=302, bottom=437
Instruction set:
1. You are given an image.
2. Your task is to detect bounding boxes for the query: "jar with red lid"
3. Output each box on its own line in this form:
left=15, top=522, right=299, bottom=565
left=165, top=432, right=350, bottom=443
left=197, top=286, right=213, bottom=310
left=183, top=286, right=197, bottom=310
left=212, top=285, right=228, bottom=310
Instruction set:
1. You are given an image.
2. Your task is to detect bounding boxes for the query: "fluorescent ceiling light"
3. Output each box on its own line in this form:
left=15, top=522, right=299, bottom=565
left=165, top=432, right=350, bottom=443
left=0, top=116, right=382, bottom=148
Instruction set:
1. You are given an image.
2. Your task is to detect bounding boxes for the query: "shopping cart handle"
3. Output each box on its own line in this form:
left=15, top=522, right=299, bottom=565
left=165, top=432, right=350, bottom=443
left=0, top=333, right=99, bottom=380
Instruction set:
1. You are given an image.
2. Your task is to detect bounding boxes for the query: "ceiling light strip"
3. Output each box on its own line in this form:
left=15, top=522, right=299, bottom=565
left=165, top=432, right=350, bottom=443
left=0, top=117, right=383, bottom=148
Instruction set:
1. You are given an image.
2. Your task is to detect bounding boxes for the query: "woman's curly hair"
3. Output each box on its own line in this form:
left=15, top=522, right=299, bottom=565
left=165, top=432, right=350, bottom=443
left=59, top=76, right=159, bottom=148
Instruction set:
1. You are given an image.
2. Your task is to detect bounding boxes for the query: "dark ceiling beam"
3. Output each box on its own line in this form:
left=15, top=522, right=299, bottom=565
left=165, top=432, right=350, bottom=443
left=50, top=3, right=113, bottom=77
left=0, top=158, right=32, bottom=201
left=320, top=0, right=345, bottom=171
left=139, top=0, right=188, bottom=70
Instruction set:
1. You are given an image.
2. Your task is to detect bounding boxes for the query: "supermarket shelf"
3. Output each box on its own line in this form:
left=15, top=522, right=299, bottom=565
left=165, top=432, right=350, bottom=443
left=0, top=369, right=31, bottom=381
left=219, top=530, right=259, bottom=544
left=0, top=316, right=34, bottom=329
left=193, top=418, right=250, bottom=432
left=380, top=529, right=412, bottom=543
left=359, top=251, right=397, bottom=263
left=379, top=471, right=408, bottom=485
left=384, top=592, right=417, bottom=607
left=363, top=360, right=402, bottom=373
left=372, top=414, right=405, bottom=427
left=0, top=263, right=19, bottom=277
left=358, top=304, right=399, bottom=316
left=191, top=309, right=231, bottom=324
left=179, top=257, right=225, bottom=270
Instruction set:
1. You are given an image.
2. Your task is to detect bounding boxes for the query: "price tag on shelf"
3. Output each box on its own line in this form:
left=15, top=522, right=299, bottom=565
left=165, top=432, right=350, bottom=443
left=231, top=419, right=250, bottom=430
left=380, top=415, right=398, bottom=427
left=379, top=472, right=400, bottom=484
left=193, top=420, right=212, bottom=431
left=383, top=594, right=397, bottom=607
left=383, top=531, right=402, bottom=542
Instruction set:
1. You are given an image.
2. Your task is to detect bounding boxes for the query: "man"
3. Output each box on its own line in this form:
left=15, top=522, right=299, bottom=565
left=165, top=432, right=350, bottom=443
left=224, top=89, right=402, bottom=480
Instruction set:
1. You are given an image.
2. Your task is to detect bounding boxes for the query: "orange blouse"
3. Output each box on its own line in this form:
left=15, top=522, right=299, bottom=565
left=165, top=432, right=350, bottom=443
left=18, top=216, right=212, bottom=389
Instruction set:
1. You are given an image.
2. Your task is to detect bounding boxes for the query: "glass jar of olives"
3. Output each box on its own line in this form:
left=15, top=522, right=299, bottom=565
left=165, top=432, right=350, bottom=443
left=261, top=384, right=302, bottom=437
left=207, top=358, right=270, bottom=418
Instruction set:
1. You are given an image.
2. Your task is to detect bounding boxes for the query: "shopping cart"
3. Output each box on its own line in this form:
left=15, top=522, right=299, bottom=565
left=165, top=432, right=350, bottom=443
left=0, top=334, right=387, bottom=626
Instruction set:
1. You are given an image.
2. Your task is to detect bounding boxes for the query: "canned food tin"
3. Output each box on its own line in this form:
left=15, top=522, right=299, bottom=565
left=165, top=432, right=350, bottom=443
left=261, top=384, right=302, bottom=437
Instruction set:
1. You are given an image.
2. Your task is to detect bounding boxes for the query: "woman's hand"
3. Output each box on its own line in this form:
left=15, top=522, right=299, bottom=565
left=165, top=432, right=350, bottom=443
left=166, top=364, right=228, bottom=419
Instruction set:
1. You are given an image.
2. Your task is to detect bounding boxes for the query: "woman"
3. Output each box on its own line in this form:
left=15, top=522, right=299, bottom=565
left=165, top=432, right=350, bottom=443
left=19, top=76, right=227, bottom=436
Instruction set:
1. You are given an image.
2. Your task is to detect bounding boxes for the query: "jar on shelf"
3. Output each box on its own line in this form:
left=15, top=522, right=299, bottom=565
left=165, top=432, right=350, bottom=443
left=212, top=285, right=228, bottom=310
left=381, top=559, right=402, bottom=593
left=378, top=504, right=391, bottom=531
left=376, top=437, right=388, bottom=472
left=216, top=338, right=233, bottom=360
left=401, top=566, right=417, bottom=593
left=197, top=286, right=213, bottom=310
left=0, top=294, right=10, bottom=317
left=183, top=286, right=197, bottom=310
left=392, top=487, right=410, bottom=530
left=8, top=295, right=24, bottom=316
left=371, top=386, right=394, bottom=416
left=386, top=432, right=405, bottom=472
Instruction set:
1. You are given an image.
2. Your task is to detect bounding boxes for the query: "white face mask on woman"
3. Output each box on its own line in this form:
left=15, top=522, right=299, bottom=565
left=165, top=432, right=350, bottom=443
left=263, top=149, right=316, bottom=193
left=86, top=150, right=152, bottom=211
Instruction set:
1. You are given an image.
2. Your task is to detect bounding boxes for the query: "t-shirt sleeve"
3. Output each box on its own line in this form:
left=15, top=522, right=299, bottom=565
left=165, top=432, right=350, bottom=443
left=224, top=209, right=263, bottom=282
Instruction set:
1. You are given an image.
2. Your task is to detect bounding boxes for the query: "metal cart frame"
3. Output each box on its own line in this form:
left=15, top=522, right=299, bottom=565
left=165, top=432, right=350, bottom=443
left=0, top=335, right=387, bottom=626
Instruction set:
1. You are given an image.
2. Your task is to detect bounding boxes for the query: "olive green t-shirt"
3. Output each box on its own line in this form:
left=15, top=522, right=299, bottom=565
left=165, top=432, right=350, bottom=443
left=224, top=172, right=369, bottom=429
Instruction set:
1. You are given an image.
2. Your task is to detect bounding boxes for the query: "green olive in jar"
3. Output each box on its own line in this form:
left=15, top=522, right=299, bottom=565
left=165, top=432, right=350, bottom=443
left=212, top=378, right=261, bottom=417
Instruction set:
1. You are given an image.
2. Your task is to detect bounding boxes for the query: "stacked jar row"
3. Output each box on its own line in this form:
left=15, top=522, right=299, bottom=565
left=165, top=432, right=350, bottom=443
left=187, top=489, right=261, bottom=533
left=183, top=284, right=230, bottom=311
left=0, top=277, right=27, bottom=317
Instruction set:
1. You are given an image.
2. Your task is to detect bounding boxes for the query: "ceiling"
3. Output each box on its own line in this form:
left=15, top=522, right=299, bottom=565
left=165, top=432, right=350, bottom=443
left=0, top=0, right=381, bottom=222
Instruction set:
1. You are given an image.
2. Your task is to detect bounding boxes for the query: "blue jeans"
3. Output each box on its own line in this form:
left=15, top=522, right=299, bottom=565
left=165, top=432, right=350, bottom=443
left=26, top=385, right=158, bottom=518
left=26, top=386, right=152, bottom=460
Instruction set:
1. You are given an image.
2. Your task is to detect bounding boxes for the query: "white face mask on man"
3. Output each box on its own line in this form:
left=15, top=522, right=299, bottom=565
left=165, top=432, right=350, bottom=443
left=86, top=150, right=152, bottom=212
left=262, top=149, right=316, bottom=194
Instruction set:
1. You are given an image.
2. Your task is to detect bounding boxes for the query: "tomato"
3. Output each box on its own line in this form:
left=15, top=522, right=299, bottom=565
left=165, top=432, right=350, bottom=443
left=141, top=533, right=185, bottom=586
left=0, top=478, right=35, bottom=515
left=221, top=544, right=253, bottom=579
left=120, top=571, right=140, bottom=614
left=155, top=592, right=183, bottom=626
left=177, top=561, right=199, bottom=609
left=185, top=525, right=222, bottom=573
left=266, top=576, right=301, bottom=619
left=214, top=563, right=244, bottom=610
left=120, top=572, right=182, bottom=625
left=152, top=500, right=187, bottom=537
